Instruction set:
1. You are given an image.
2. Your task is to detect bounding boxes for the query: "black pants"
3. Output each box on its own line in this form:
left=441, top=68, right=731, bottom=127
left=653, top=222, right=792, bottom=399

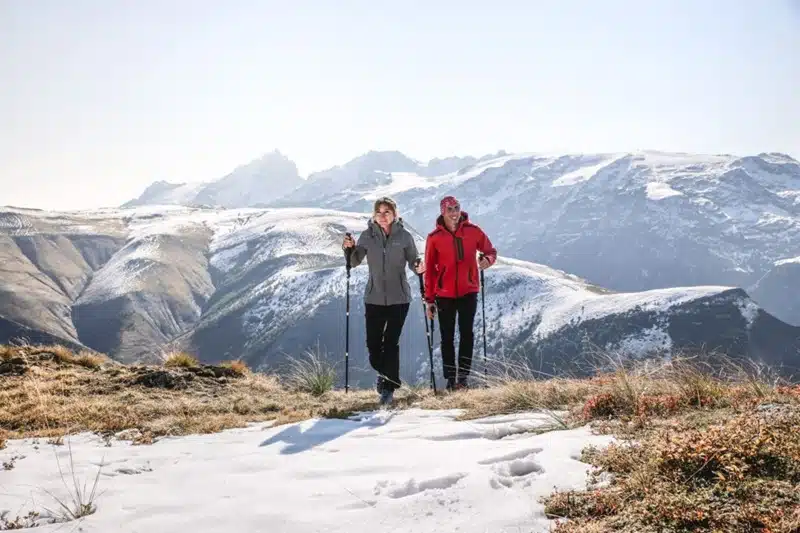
left=436, top=293, right=478, bottom=381
left=365, top=303, right=410, bottom=391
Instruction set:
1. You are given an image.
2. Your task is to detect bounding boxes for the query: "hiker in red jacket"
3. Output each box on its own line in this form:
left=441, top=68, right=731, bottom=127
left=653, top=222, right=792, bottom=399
left=424, top=195, right=497, bottom=390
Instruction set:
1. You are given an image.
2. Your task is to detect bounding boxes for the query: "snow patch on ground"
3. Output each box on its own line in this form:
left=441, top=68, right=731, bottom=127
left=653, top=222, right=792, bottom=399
left=775, top=256, right=800, bottom=267
left=635, top=150, right=734, bottom=169
left=361, top=172, right=437, bottom=200
left=777, top=190, right=800, bottom=205
left=0, top=409, right=614, bottom=533
left=551, top=157, right=620, bottom=187
left=606, top=324, right=672, bottom=357
left=646, top=182, right=684, bottom=200
left=737, top=298, right=761, bottom=329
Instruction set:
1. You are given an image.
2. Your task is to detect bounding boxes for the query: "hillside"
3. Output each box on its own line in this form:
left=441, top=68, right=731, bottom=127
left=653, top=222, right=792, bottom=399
left=1, top=205, right=797, bottom=384
left=749, top=256, right=800, bottom=327
left=1, top=344, right=799, bottom=533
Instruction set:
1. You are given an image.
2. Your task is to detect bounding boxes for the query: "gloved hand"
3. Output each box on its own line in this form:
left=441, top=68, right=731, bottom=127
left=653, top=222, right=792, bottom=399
left=426, top=303, right=436, bottom=319
left=342, top=234, right=355, bottom=250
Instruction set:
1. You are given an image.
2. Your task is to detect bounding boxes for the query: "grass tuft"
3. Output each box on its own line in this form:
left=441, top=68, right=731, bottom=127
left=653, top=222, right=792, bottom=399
left=163, top=351, right=199, bottom=368
left=284, top=346, right=337, bottom=397
left=219, top=359, right=250, bottom=376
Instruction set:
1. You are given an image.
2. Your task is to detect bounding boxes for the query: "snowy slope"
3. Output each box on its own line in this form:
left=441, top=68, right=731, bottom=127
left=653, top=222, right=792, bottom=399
left=0, top=409, right=614, bottom=533
left=123, top=151, right=304, bottom=208
left=749, top=256, right=800, bottom=327
left=1, top=205, right=797, bottom=379
left=121, top=180, right=207, bottom=207
left=484, top=257, right=730, bottom=341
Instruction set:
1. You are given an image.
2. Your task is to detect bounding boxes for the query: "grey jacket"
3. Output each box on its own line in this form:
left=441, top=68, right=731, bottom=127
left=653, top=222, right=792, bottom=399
left=345, top=218, right=419, bottom=306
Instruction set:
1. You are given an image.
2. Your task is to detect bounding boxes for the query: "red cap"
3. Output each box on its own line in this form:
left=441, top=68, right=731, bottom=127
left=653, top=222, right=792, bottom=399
left=440, top=196, right=459, bottom=216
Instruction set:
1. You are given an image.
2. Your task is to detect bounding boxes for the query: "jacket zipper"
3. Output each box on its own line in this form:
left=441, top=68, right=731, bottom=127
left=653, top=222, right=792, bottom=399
left=383, top=231, right=388, bottom=305
left=452, top=231, right=459, bottom=298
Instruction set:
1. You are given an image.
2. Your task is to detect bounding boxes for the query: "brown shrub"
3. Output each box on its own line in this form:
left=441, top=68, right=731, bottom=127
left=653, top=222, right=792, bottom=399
left=542, top=407, right=800, bottom=532
left=220, top=359, right=249, bottom=376
left=73, top=350, right=107, bottom=369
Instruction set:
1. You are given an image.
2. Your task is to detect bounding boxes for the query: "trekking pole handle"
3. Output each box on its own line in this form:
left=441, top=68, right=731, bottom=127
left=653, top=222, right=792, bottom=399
left=344, top=232, right=353, bottom=269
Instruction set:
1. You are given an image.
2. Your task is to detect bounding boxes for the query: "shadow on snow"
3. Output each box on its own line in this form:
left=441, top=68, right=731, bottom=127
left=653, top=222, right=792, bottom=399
left=259, top=411, right=396, bottom=454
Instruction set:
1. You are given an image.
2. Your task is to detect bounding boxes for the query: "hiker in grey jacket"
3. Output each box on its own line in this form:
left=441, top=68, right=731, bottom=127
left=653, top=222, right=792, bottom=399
left=342, top=196, right=424, bottom=404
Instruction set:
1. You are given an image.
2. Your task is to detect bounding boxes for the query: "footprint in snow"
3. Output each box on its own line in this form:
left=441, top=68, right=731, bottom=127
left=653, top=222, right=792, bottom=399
left=480, top=448, right=544, bottom=489
left=101, top=463, right=154, bottom=477
left=374, top=473, right=467, bottom=499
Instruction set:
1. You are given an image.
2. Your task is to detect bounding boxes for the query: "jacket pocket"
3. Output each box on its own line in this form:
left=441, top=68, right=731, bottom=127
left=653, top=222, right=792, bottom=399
left=399, top=272, right=409, bottom=299
left=437, top=267, right=446, bottom=289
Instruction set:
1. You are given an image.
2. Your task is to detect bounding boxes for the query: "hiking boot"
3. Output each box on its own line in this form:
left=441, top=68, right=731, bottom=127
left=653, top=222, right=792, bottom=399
left=379, top=388, right=394, bottom=406
left=455, top=376, right=469, bottom=390
left=445, top=377, right=456, bottom=391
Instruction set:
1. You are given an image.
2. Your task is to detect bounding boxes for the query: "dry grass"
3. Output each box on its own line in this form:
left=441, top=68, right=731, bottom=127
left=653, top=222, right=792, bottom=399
left=543, top=405, right=800, bottom=532
left=284, top=347, right=337, bottom=396
left=533, top=357, right=800, bottom=533
left=162, top=351, right=199, bottom=368
left=0, top=344, right=14, bottom=361
left=3, top=343, right=800, bottom=531
left=219, top=359, right=249, bottom=376
left=2, top=344, right=797, bottom=444
left=1, top=343, right=108, bottom=369
left=0, top=344, right=422, bottom=441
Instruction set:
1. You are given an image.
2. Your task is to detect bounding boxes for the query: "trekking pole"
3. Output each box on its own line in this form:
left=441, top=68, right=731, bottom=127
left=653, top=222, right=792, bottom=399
left=479, top=253, right=487, bottom=380
left=415, top=258, right=437, bottom=393
left=344, top=232, right=353, bottom=393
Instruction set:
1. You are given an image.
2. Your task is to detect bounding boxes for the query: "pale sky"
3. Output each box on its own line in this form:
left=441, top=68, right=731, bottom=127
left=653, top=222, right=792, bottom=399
left=2, top=0, right=799, bottom=210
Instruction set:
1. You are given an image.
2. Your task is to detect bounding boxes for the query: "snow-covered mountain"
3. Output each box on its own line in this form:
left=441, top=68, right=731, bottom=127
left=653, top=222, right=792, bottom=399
left=749, top=256, right=800, bottom=327
left=1, top=205, right=797, bottom=384
left=123, top=150, right=303, bottom=208
left=266, top=150, right=499, bottom=209
left=277, top=150, right=800, bottom=291
left=262, top=149, right=798, bottom=324
left=125, top=150, right=800, bottom=318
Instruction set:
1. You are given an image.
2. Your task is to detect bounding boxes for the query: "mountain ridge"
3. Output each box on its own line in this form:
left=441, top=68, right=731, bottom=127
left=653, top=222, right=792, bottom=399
left=15, top=146, right=800, bottom=334
left=1, top=205, right=797, bottom=385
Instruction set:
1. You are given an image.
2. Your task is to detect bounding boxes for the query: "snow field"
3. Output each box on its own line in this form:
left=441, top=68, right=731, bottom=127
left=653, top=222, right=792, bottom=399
left=0, top=409, right=615, bottom=533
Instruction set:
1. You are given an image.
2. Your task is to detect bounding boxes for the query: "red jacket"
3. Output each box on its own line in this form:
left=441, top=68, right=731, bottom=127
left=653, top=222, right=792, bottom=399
left=424, top=212, right=497, bottom=303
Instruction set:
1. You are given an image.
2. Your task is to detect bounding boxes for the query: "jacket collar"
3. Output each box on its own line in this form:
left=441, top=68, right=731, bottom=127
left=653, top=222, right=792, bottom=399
left=435, top=211, right=470, bottom=233
left=368, top=217, right=403, bottom=239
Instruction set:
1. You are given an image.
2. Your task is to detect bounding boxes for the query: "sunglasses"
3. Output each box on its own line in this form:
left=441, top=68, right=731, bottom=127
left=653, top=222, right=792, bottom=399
left=446, top=204, right=461, bottom=212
